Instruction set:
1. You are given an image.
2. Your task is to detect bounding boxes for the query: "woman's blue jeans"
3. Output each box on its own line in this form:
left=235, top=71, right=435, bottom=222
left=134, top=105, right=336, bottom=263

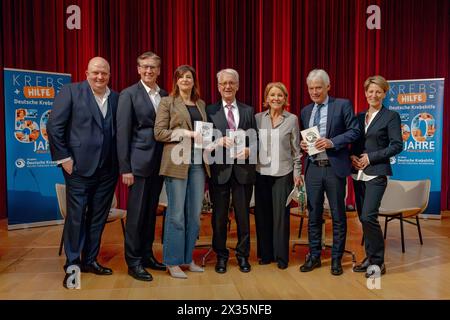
left=163, top=164, right=205, bottom=266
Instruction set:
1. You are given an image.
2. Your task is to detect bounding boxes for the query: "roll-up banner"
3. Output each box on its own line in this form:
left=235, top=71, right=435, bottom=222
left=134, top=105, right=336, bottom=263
left=3, top=68, right=71, bottom=229
left=384, top=78, right=445, bottom=218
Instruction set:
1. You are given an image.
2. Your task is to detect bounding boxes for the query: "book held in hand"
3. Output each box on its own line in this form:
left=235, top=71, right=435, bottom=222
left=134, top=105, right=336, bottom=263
left=300, top=126, right=322, bottom=156
left=194, top=121, right=213, bottom=149
left=229, top=129, right=246, bottom=158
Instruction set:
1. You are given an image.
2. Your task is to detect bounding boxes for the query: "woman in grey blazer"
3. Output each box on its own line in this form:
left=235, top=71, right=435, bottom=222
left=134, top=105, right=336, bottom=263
left=255, top=82, right=303, bottom=269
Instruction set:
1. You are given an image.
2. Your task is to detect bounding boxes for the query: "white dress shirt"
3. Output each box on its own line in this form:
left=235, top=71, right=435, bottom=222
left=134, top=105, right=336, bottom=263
left=352, top=110, right=380, bottom=181
left=141, top=80, right=161, bottom=111
left=93, top=87, right=110, bottom=118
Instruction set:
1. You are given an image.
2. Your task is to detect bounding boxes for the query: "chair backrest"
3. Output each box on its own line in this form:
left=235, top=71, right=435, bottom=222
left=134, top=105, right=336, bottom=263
left=55, top=183, right=124, bottom=220
left=249, top=186, right=255, bottom=208
left=380, top=179, right=431, bottom=214
left=55, top=183, right=67, bottom=219
left=111, top=192, right=118, bottom=209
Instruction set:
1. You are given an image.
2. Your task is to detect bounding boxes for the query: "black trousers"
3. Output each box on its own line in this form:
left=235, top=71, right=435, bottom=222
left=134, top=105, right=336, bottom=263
left=255, top=172, right=293, bottom=266
left=305, top=163, right=347, bottom=259
left=63, top=166, right=118, bottom=268
left=125, top=173, right=164, bottom=267
left=210, top=175, right=253, bottom=259
left=353, top=176, right=387, bottom=265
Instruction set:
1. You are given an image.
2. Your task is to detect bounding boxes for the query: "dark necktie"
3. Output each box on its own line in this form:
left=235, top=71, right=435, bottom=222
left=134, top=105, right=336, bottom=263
left=313, top=104, right=324, bottom=129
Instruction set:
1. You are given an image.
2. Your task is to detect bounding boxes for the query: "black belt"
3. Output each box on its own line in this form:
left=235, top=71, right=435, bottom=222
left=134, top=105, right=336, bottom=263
left=312, top=159, right=330, bottom=167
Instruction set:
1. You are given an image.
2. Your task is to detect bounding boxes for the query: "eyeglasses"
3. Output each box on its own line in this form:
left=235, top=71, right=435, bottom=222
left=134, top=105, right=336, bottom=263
left=218, top=81, right=237, bottom=88
left=139, top=64, right=159, bottom=70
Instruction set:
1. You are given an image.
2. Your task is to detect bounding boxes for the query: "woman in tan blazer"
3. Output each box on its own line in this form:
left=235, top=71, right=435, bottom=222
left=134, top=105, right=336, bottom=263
left=155, top=65, right=210, bottom=279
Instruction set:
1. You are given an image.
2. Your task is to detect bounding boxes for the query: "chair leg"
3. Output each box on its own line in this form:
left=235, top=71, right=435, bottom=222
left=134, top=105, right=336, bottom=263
left=161, top=210, right=166, bottom=244
left=416, top=215, right=423, bottom=245
left=120, top=219, right=125, bottom=236
left=58, top=233, right=64, bottom=256
left=400, top=213, right=405, bottom=253
left=298, top=217, right=304, bottom=239
left=201, top=247, right=214, bottom=267
left=384, top=217, right=388, bottom=239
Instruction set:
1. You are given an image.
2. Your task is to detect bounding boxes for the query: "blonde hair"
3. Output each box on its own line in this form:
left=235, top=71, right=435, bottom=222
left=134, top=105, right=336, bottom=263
left=364, top=75, right=389, bottom=93
left=263, top=82, right=290, bottom=109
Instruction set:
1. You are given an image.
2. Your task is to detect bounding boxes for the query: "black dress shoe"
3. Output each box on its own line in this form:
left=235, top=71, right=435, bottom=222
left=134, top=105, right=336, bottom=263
left=353, top=257, right=371, bottom=273
left=365, top=263, right=386, bottom=278
left=128, top=265, right=153, bottom=281
left=81, top=261, right=113, bottom=275
left=300, top=255, right=321, bottom=272
left=237, top=256, right=251, bottom=273
left=142, top=256, right=166, bottom=271
left=215, top=258, right=228, bottom=274
left=277, top=263, right=288, bottom=270
left=331, top=259, right=343, bottom=276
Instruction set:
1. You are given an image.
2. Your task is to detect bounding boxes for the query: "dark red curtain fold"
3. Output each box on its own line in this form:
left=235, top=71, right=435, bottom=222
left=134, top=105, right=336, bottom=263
left=1, top=0, right=449, bottom=217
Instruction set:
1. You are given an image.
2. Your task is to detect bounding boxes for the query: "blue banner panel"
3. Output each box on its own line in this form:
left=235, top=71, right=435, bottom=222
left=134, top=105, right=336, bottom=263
left=3, top=68, right=71, bottom=229
left=384, top=79, right=445, bottom=216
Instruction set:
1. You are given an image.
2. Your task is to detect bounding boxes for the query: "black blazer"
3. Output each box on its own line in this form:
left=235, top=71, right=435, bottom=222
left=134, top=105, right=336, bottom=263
left=351, top=106, right=403, bottom=176
left=206, top=100, right=257, bottom=185
left=301, top=97, right=360, bottom=178
left=47, top=80, right=119, bottom=177
left=116, top=81, right=168, bottom=177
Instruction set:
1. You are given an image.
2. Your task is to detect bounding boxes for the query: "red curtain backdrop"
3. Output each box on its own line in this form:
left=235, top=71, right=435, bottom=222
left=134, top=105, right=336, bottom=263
left=1, top=0, right=449, bottom=217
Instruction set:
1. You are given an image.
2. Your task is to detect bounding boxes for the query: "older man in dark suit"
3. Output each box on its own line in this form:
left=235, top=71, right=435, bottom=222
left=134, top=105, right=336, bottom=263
left=206, top=68, right=257, bottom=274
left=47, top=57, right=119, bottom=288
left=117, top=52, right=168, bottom=281
left=299, top=69, right=360, bottom=276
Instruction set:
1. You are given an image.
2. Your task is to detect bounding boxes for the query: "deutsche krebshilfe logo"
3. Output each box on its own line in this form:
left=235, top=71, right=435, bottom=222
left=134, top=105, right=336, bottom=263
left=15, top=158, right=26, bottom=168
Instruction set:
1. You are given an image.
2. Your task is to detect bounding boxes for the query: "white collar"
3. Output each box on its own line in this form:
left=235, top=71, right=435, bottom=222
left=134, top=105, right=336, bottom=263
left=141, top=80, right=160, bottom=95
left=222, top=100, right=237, bottom=109
left=314, top=96, right=329, bottom=108
left=91, top=86, right=110, bottom=100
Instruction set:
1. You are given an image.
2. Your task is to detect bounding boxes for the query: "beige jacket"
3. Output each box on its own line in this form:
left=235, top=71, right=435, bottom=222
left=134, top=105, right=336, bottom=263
left=154, top=95, right=211, bottom=179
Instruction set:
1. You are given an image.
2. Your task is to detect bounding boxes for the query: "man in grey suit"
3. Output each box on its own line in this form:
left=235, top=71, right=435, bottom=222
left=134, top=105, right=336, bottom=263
left=117, top=51, right=168, bottom=281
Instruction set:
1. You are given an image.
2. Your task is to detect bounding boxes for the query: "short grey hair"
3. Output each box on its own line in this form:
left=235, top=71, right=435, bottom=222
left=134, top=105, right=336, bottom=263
left=217, top=68, right=239, bottom=84
left=306, top=69, right=330, bottom=86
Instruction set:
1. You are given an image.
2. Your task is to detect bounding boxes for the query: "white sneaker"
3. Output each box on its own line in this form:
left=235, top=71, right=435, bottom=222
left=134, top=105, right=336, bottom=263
left=188, top=261, right=204, bottom=272
left=168, top=266, right=188, bottom=279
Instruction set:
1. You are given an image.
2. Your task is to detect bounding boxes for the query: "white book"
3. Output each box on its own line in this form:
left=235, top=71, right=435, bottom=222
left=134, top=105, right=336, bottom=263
left=229, top=129, right=246, bottom=158
left=194, top=121, right=213, bottom=149
left=300, top=126, right=323, bottom=156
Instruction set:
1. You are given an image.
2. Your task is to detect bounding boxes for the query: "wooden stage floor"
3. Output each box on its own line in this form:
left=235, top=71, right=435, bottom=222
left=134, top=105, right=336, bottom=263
left=1, top=211, right=449, bottom=300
